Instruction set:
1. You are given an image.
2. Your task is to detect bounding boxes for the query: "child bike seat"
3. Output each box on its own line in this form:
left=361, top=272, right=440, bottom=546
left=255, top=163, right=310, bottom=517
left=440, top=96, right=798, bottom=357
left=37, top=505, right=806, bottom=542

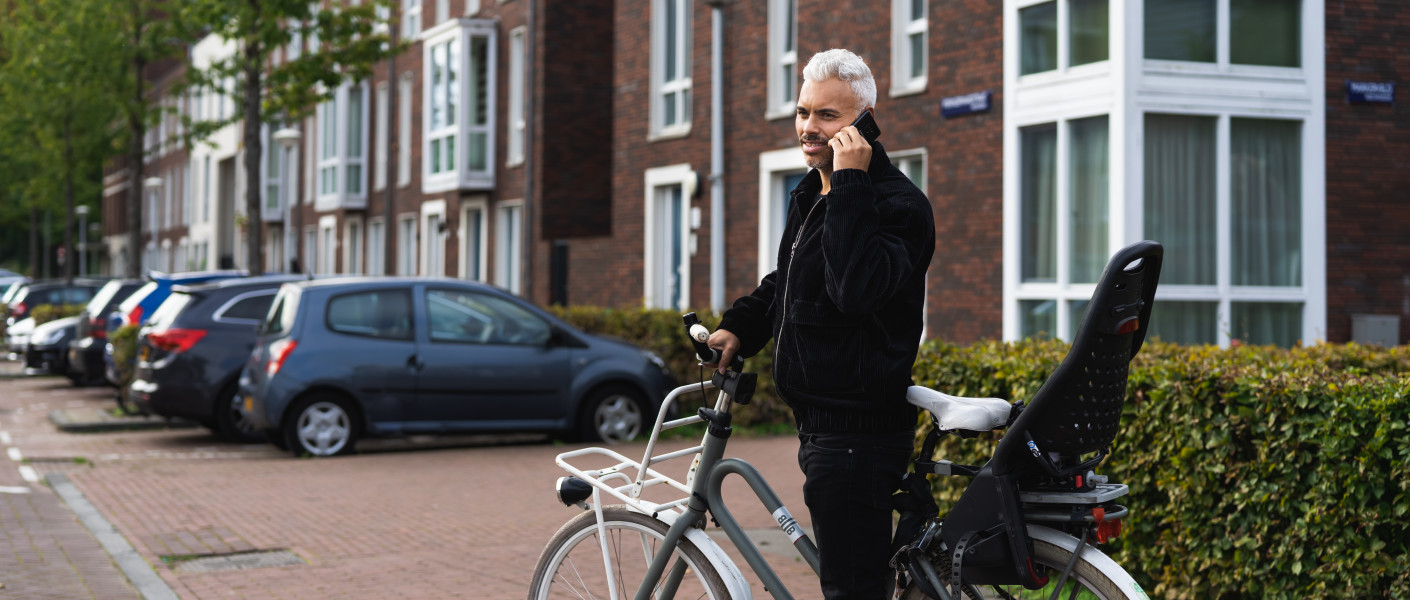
left=906, top=386, right=1012, bottom=432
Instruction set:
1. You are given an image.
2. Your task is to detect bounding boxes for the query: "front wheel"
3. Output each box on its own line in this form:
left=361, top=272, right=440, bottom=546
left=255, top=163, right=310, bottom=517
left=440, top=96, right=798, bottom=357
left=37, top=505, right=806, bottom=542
left=899, top=528, right=1148, bottom=600
left=283, top=394, right=359, bottom=457
left=528, top=506, right=729, bottom=600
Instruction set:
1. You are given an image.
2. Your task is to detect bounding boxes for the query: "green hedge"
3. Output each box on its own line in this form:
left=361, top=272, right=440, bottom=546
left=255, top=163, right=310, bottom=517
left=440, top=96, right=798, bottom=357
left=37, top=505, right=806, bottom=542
left=30, top=303, right=85, bottom=325
left=913, top=340, right=1410, bottom=599
left=109, top=324, right=139, bottom=392
left=551, top=307, right=1409, bottom=597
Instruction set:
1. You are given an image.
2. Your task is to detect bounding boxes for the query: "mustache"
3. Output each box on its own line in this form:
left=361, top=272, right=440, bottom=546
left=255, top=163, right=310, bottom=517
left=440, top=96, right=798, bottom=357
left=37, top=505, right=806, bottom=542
left=799, top=135, right=827, bottom=143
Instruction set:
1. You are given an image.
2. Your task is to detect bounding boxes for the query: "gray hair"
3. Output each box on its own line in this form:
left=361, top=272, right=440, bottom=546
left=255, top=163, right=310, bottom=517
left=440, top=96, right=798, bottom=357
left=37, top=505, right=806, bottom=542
left=802, top=49, right=877, bottom=112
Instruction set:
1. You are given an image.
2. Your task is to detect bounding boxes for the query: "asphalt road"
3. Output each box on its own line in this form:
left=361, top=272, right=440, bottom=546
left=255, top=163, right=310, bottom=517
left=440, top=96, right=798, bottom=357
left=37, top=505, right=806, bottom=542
left=0, top=367, right=823, bottom=599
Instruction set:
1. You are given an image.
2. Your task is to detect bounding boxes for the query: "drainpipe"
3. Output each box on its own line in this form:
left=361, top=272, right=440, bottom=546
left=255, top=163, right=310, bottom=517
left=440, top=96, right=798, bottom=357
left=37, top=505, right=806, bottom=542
left=521, top=0, right=536, bottom=300
left=706, top=0, right=726, bottom=311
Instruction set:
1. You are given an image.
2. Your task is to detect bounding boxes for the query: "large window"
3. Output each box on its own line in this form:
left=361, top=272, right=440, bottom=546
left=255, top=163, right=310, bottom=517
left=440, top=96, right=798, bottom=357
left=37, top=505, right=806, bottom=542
left=345, top=218, right=363, bottom=275
left=375, top=82, right=388, bottom=191
left=422, top=201, right=447, bottom=277
left=315, top=84, right=369, bottom=209
left=767, top=0, right=797, bottom=118
left=507, top=27, right=526, bottom=166
left=1143, top=113, right=1305, bottom=346
left=1145, top=0, right=1299, bottom=67
left=1020, top=0, right=1108, bottom=76
left=398, top=215, right=417, bottom=275
left=644, top=164, right=695, bottom=310
left=1016, top=115, right=1110, bottom=339
left=422, top=20, right=496, bottom=192
left=495, top=202, right=523, bottom=294
left=652, top=0, right=692, bottom=136
left=757, top=149, right=807, bottom=280
left=368, top=218, right=386, bottom=276
left=892, top=0, right=928, bottom=95
left=460, top=198, right=487, bottom=281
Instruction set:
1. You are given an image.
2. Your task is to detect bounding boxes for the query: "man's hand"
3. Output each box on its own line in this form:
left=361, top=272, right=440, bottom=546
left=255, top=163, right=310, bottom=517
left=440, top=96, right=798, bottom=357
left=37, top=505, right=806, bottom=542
left=704, top=328, right=741, bottom=374
left=829, top=125, right=872, bottom=172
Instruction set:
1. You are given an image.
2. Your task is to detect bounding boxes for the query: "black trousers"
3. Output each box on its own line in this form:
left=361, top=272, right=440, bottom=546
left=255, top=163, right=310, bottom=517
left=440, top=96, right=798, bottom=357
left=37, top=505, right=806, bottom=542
left=798, top=430, right=914, bottom=600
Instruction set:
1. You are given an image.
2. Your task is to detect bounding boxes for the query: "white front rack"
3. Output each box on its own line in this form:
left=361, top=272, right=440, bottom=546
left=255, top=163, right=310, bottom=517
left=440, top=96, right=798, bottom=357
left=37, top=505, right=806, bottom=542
left=555, top=379, right=725, bottom=517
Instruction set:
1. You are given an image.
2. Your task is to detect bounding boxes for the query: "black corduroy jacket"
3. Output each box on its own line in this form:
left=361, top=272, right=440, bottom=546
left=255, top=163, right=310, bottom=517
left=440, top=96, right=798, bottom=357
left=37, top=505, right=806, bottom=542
left=718, top=141, right=935, bottom=433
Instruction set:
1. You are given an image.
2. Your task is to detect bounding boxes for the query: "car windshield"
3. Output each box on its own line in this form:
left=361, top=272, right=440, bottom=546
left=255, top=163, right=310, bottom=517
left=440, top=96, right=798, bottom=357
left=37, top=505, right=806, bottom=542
left=146, top=293, right=192, bottom=330
left=119, top=282, right=159, bottom=314
left=261, top=286, right=300, bottom=336
left=85, top=281, right=126, bottom=315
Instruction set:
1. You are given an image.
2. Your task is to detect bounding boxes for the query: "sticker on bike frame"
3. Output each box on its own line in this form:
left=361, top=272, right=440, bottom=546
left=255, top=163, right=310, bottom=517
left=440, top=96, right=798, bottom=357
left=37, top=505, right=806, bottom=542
left=772, top=506, right=805, bottom=543
left=1133, top=581, right=1151, bottom=599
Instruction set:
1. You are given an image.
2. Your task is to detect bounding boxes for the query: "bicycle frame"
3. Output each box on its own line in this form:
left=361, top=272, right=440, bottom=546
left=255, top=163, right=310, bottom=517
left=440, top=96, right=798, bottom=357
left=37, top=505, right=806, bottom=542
left=554, top=376, right=820, bottom=600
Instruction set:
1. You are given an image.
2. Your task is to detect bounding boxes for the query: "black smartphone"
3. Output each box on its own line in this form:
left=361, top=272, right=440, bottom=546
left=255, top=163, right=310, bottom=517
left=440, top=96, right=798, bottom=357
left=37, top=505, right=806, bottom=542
left=851, top=110, right=881, bottom=143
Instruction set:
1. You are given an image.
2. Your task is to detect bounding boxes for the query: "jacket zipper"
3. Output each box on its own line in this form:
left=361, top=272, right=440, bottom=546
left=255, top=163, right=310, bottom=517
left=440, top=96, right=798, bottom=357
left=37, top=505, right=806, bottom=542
left=776, top=197, right=824, bottom=364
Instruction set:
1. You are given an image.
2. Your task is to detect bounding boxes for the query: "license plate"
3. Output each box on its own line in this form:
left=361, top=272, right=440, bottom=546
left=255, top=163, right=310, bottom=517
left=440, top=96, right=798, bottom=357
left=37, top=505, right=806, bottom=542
left=243, top=396, right=254, bottom=412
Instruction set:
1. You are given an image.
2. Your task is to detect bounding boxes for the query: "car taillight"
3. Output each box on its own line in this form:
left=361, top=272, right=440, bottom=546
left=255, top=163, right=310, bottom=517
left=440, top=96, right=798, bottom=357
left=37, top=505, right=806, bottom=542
left=90, top=317, right=107, bottom=339
left=12, top=302, right=26, bottom=318
left=266, top=339, right=298, bottom=377
left=126, top=306, right=143, bottom=326
left=147, top=328, right=207, bottom=353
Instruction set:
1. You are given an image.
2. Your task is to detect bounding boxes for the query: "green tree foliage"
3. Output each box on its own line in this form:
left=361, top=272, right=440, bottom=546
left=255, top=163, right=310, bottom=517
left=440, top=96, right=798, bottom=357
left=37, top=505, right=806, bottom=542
left=0, top=0, right=130, bottom=278
left=175, top=0, right=404, bottom=275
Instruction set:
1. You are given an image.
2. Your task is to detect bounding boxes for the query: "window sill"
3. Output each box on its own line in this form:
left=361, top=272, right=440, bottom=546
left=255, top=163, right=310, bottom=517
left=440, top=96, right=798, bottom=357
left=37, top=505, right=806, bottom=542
left=888, top=82, right=927, bottom=99
left=648, top=124, right=692, bottom=143
left=765, top=107, right=794, bottom=121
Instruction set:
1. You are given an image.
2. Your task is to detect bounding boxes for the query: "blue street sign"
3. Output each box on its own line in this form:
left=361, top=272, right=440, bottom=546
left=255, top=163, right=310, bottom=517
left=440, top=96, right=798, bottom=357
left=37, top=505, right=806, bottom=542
left=1346, top=81, right=1394, bottom=104
left=941, top=90, right=992, bottom=118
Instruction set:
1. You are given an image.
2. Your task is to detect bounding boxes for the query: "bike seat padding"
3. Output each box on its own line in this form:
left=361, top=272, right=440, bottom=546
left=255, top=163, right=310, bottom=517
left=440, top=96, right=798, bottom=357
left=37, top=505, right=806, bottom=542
left=906, top=386, right=1011, bottom=432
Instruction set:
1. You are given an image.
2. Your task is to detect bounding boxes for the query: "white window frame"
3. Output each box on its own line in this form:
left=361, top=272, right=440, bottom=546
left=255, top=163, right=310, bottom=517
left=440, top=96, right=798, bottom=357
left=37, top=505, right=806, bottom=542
left=368, top=217, right=386, bottom=276
left=375, top=82, right=388, bottom=190
left=397, top=73, right=413, bottom=188
left=315, top=83, right=370, bottom=211
left=650, top=0, right=693, bottom=139
left=402, top=0, right=422, bottom=40
left=421, top=200, right=448, bottom=277
left=766, top=0, right=798, bottom=120
left=344, top=216, right=364, bottom=275
left=495, top=200, right=524, bottom=294
left=304, top=226, right=319, bottom=275
left=267, top=224, right=284, bottom=273
left=1001, top=0, right=1326, bottom=346
left=459, top=196, right=489, bottom=281
left=397, top=214, right=418, bottom=275
left=507, top=26, right=526, bottom=166
left=756, top=148, right=807, bottom=281
left=644, top=164, right=696, bottom=310
left=890, top=147, right=928, bottom=195
left=421, top=19, right=498, bottom=193
left=891, top=0, right=928, bottom=96
left=319, top=215, right=338, bottom=275
left=260, top=124, right=285, bottom=222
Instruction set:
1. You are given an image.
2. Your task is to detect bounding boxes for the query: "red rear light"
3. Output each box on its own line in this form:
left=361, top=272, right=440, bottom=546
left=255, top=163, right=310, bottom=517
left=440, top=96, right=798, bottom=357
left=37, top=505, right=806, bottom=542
left=89, top=318, right=107, bottom=339
left=12, top=302, right=26, bottom=318
left=147, top=328, right=207, bottom=353
left=266, top=339, right=298, bottom=377
left=126, top=306, right=143, bottom=326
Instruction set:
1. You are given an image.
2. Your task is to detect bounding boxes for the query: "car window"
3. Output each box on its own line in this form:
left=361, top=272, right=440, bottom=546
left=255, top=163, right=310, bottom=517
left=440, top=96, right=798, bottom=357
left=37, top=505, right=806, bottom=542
left=261, top=286, right=300, bottom=336
left=216, top=291, right=276, bottom=323
left=326, top=289, right=413, bottom=341
left=119, top=282, right=158, bottom=314
left=147, top=293, right=192, bottom=329
left=85, top=282, right=125, bottom=315
left=425, top=288, right=550, bottom=346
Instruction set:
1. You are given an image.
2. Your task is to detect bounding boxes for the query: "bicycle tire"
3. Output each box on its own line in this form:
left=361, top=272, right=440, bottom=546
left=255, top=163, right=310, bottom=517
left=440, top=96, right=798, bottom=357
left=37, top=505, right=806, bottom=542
left=898, top=530, right=1147, bottom=600
left=528, top=506, right=730, bottom=600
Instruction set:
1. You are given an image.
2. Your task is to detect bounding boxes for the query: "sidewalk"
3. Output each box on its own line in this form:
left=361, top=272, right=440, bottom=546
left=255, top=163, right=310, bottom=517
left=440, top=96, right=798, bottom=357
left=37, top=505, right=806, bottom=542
left=0, top=360, right=144, bottom=599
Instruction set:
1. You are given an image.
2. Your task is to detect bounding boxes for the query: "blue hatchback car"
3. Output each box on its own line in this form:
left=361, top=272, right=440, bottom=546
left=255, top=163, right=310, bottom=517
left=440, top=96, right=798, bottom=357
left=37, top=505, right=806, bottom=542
left=238, top=278, right=676, bottom=457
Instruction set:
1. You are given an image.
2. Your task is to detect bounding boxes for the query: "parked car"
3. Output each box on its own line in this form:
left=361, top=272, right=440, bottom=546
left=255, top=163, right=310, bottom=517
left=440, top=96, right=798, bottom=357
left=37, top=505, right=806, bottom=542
left=238, top=278, right=676, bottom=457
left=103, top=271, right=247, bottom=387
left=5, top=279, right=105, bottom=326
left=24, top=316, right=80, bottom=374
left=67, top=279, right=144, bottom=385
left=128, top=275, right=309, bottom=442
left=6, top=317, right=35, bottom=358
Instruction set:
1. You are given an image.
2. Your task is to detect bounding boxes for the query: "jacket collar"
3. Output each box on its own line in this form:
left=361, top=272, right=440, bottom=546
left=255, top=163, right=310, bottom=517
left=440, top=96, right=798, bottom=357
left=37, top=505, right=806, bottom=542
left=789, top=140, right=892, bottom=204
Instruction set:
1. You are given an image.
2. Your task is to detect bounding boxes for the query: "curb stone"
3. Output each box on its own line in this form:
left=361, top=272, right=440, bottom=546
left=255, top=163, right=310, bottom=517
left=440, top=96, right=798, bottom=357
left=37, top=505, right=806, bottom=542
left=47, top=472, right=180, bottom=600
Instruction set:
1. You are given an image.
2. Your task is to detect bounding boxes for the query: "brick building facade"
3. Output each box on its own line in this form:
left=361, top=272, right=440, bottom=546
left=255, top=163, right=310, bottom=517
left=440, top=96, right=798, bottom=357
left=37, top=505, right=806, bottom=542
left=102, top=0, right=1407, bottom=346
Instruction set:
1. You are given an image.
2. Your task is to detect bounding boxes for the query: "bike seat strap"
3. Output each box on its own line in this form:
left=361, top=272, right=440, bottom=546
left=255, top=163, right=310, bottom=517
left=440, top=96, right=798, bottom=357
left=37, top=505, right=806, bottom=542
left=906, top=386, right=1011, bottom=432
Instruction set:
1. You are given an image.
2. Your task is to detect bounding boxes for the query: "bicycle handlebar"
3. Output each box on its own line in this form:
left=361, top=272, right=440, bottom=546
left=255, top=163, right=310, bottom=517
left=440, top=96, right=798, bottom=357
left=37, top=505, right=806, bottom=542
left=682, top=312, right=744, bottom=371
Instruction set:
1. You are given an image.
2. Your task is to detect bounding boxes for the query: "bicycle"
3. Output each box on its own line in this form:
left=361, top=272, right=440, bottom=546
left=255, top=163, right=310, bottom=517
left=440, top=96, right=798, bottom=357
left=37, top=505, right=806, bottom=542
left=528, top=240, right=1163, bottom=600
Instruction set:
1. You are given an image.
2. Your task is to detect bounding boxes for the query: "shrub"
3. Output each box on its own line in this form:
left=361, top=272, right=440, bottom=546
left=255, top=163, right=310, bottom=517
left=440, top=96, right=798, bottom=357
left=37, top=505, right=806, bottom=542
left=109, top=324, right=139, bottom=392
left=913, top=340, right=1410, bottom=599
left=30, top=303, right=86, bottom=325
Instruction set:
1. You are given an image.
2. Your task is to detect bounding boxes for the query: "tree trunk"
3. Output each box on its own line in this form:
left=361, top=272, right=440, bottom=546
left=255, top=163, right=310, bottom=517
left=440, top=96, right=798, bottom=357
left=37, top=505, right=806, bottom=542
left=125, top=0, right=144, bottom=280
left=28, top=207, right=39, bottom=279
left=63, top=120, right=76, bottom=284
left=242, top=35, right=264, bottom=276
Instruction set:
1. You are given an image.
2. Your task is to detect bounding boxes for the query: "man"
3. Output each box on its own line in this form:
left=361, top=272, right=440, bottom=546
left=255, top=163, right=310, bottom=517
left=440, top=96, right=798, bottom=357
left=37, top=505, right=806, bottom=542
left=707, top=49, right=935, bottom=600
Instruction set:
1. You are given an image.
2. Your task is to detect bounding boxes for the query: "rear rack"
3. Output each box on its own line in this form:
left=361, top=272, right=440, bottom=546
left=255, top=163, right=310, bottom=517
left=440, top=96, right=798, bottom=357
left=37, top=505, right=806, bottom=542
left=555, top=380, right=724, bottom=517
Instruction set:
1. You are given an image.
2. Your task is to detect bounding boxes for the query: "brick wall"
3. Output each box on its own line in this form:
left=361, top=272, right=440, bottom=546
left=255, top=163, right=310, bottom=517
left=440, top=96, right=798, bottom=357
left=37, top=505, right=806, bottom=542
left=1323, top=0, right=1410, bottom=343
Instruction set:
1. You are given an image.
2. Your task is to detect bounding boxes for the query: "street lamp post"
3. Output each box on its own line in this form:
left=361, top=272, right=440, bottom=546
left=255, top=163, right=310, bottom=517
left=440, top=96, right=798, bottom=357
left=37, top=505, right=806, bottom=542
left=75, top=205, right=90, bottom=276
left=142, top=176, right=162, bottom=274
left=273, top=128, right=303, bottom=274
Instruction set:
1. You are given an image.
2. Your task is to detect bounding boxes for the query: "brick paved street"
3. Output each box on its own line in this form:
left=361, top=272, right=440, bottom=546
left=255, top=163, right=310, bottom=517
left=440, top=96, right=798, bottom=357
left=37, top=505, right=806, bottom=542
left=0, top=366, right=823, bottom=599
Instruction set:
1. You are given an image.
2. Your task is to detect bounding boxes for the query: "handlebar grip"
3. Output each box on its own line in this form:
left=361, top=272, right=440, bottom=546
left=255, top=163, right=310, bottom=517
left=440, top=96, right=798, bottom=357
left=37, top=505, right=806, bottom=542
left=682, top=313, right=743, bottom=369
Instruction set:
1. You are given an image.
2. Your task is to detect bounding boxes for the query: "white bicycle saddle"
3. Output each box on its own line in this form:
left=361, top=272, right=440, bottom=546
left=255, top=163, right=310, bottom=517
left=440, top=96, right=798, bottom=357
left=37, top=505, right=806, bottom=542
left=906, top=386, right=1012, bottom=432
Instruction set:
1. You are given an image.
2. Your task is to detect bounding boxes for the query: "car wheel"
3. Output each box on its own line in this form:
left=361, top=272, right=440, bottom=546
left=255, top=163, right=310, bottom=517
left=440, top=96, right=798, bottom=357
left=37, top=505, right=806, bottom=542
left=283, top=394, right=359, bottom=457
left=214, top=385, right=266, bottom=444
left=577, top=386, right=648, bottom=444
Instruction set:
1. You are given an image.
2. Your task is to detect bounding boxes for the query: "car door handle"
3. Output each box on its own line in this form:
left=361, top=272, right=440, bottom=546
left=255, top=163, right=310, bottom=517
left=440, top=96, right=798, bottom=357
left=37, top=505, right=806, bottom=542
left=406, top=354, right=425, bottom=372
